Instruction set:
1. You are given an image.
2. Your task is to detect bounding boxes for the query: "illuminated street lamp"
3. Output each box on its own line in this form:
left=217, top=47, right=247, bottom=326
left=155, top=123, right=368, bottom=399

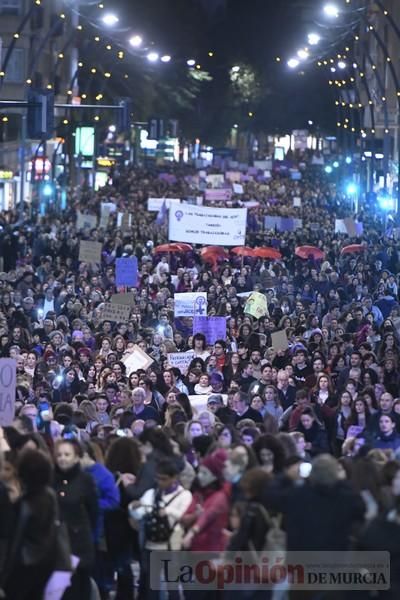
left=129, top=35, right=143, bottom=47
left=161, top=55, right=171, bottom=63
left=297, top=48, right=309, bottom=60
left=323, top=4, right=339, bottom=18
left=187, top=59, right=196, bottom=66
left=147, top=52, right=159, bottom=62
left=308, top=33, right=320, bottom=46
left=287, top=58, right=300, bottom=69
left=102, top=13, right=119, bottom=26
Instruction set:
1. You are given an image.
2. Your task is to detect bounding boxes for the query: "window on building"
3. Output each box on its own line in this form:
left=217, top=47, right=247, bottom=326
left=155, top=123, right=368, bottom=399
left=0, top=0, right=22, bottom=15
left=3, top=48, right=25, bottom=83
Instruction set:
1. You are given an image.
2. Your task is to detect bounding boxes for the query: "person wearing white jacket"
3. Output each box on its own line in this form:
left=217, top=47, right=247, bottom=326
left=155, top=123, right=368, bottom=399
left=129, top=457, right=192, bottom=600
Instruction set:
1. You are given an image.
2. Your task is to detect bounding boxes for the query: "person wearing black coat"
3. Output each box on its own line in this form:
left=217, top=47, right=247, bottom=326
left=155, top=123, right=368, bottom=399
left=4, top=449, right=56, bottom=600
left=295, top=408, right=330, bottom=456
left=53, top=439, right=98, bottom=600
left=280, top=455, right=365, bottom=551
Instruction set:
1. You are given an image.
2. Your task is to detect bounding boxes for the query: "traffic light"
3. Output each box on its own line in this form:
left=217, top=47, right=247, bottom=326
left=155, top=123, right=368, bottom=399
left=117, top=98, right=132, bottom=132
left=27, top=89, right=54, bottom=140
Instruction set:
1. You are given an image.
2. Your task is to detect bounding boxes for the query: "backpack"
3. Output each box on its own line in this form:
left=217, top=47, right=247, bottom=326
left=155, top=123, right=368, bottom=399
left=144, top=489, right=183, bottom=544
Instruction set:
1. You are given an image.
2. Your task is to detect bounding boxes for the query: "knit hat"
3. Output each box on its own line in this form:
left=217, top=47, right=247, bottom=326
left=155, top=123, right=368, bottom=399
left=72, top=330, right=84, bottom=340
left=210, top=372, right=224, bottom=386
left=201, top=449, right=227, bottom=479
left=77, top=347, right=91, bottom=358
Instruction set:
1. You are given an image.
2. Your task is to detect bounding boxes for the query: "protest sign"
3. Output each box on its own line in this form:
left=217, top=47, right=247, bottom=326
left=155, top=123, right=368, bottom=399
left=205, top=189, right=232, bottom=202
left=117, top=212, right=133, bottom=231
left=100, top=202, right=116, bottom=228
left=115, top=257, right=138, bottom=287
left=111, top=293, right=136, bottom=306
left=169, top=205, right=247, bottom=246
left=147, top=198, right=180, bottom=211
left=293, top=197, right=301, bottom=207
left=244, top=292, right=269, bottom=319
left=264, top=217, right=303, bottom=232
left=101, top=303, right=131, bottom=322
left=122, top=345, right=153, bottom=376
left=271, top=330, right=289, bottom=352
left=167, top=352, right=195, bottom=374
left=334, top=219, right=347, bottom=234
left=225, top=171, right=241, bottom=183
left=79, top=241, right=102, bottom=264
left=344, top=217, right=358, bottom=237
left=254, top=160, right=271, bottom=170
left=76, top=212, right=97, bottom=230
left=0, top=358, right=16, bottom=426
left=206, top=174, right=224, bottom=188
left=233, top=183, right=244, bottom=195
left=193, top=316, right=226, bottom=344
left=174, top=292, right=208, bottom=317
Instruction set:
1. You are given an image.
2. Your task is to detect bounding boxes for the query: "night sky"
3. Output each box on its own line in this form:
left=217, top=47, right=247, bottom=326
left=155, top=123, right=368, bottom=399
left=111, top=0, right=335, bottom=141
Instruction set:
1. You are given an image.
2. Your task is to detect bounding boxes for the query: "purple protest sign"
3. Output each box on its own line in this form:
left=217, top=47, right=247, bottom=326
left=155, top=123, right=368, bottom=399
left=115, top=257, right=138, bottom=287
left=193, top=316, right=227, bottom=344
left=205, top=189, right=232, bottom=201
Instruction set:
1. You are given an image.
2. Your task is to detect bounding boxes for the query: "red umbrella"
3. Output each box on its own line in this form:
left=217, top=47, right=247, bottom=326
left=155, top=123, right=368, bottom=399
left=253, top=247, right=282, bottom=260
left=231, top=246, right=256, bottom=257
left=201, top=246, right=228, bottom=258
left=295, top=245, right=325, bottom=260
left=154, top=243, right=192, bottom=253
left=341, top=244, right=366, bottom=255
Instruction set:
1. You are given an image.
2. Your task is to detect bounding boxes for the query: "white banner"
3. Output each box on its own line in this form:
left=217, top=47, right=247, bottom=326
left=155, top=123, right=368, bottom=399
left=169, top=205, right=247, bottom=247
left=147, top=198, right=181, bottom=211
left=174, top=292, right=208, bottom=317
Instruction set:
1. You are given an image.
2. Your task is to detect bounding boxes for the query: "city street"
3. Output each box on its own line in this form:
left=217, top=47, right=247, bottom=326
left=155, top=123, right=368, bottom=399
left=0, top=1, right=399, bottom=600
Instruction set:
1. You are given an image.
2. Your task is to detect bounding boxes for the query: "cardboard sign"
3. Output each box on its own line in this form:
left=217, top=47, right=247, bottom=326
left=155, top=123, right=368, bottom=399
left=122, top=345, right=153, bottom=375
left=193, top=316, right=227, bottom=344
left=79, top=241, right=102, bottom=264
left=76, top=212, right=97, bottom=230
left=167, top=352, right=195, bottom=374
left=271, top=330, right=289, bottom=352
left=244, top=292, right=269, bottom=319
left=174, top=292, right=208, bottom=317
left=0, top=358, right=16, bottom=426
left=101, top=303, right=131, bottom=322
left=115, top=257, right=138, bottom=287
left=111, top=293, right=137, bottom=306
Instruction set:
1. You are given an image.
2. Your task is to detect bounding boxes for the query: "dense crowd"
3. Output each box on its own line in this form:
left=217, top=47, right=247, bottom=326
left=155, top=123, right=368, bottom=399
left=0, top=154, right=399, bottom=600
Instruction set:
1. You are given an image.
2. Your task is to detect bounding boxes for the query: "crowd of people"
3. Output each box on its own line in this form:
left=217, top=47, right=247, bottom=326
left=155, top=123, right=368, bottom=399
left=0, top=153, right=399, bottom=600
